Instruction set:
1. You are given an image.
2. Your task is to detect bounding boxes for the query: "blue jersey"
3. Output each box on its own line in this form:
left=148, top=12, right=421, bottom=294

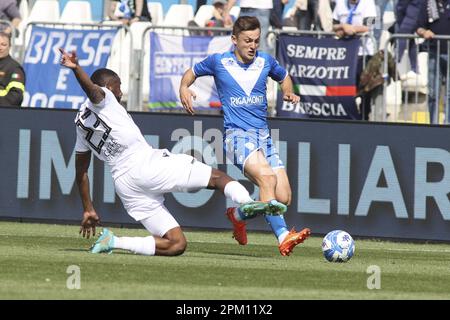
left=193, top=51, right=287, bottom=130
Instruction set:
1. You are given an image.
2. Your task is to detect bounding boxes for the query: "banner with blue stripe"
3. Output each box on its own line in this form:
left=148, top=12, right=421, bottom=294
left=22, top=26, right=118, bottom=109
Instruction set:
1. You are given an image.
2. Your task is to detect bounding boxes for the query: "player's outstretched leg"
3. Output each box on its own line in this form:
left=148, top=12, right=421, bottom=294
left=264, top=207, right=311, bottom=256
left=278, top=227, right=311, bottom=256
left=91, top=227, right=158, bottom=256
left=225, top=199, right=287, bottom=245
left=208, top=169, right=253, bottom=246
left=90, top=227, right=185, bottom=256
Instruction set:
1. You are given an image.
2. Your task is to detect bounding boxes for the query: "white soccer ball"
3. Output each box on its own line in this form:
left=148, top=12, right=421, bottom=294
left=322, top=230, right=355, bottom=262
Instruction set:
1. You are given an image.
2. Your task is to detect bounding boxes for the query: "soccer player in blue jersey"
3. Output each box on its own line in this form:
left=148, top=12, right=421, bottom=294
left=179, top=16, right=311, bottom=256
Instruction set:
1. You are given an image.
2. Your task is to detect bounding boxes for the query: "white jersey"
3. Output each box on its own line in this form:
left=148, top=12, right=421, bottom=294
left=333, top=0, right=376, bottom=56
left=240, top=0, right=272, bottom=9
left=74, top=87, right=152, bottom=180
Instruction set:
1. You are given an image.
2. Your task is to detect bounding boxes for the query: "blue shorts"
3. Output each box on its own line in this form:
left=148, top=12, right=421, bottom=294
left=224, top=128, right=284, bottom=173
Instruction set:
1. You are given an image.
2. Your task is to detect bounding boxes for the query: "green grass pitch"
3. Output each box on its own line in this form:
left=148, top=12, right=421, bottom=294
left=1, top=221, right=450, bottom=300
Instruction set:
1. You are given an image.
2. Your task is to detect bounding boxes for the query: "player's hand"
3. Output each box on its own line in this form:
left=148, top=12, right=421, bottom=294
left=59, top=48, right=78, bottom=69
left=179, top=87, right=196, bottom=115
left=80, top=210, right=100, bottom=239
left=283, top=92, right=300, bottom=104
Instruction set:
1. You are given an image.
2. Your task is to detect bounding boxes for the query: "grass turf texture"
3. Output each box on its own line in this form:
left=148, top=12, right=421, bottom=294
left=1, top=221, right=450, bottom=299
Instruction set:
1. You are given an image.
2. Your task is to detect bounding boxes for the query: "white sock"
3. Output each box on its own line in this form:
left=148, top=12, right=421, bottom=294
left=113, top=236, right=156, bottom=255
left=224, top=181, right=253, bottom=204
left=277, top=231, right=289, bottom=244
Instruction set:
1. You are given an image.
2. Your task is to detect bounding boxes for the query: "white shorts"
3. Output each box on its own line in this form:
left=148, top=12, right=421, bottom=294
left=140, top=205, right=180, bottom=237
left=114, top=149, right=212, bottom=221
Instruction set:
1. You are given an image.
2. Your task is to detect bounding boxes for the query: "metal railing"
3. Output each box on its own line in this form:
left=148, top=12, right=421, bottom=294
left=381, top=34, right=450, bottom=125
left=138, top=25, right=232, bottom=113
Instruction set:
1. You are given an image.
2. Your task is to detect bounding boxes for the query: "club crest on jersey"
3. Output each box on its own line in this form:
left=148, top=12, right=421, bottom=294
left=223, top=58, right=235, bottom=66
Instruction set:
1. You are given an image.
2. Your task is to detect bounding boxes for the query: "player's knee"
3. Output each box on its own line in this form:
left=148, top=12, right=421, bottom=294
left=277, top=193, right=292, bottom=206
left=208, top=168, right=230, bottom=189
left=169, top=239, right=187, bottom=256
left=256, top=171, right=277, bottom=188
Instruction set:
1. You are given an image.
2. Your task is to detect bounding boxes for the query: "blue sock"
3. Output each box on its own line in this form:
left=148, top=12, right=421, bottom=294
left=264, top=214, right=289, bottom=239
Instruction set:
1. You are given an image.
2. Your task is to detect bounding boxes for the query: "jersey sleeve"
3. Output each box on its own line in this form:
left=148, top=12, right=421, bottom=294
left=268, top=55, right=288, bottom=83
left=90, top=87, right=113, bottom=108
left=192, top=54, right=216, bottom=77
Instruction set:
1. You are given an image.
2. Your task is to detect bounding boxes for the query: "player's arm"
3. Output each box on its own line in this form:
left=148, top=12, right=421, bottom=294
left=280, top=75, right=300, bottom=104
left=179, top=68, right=197, bottom=115
left=76, top=151, right=100, bottom=238
left=58, top=48, right=105, bottom=104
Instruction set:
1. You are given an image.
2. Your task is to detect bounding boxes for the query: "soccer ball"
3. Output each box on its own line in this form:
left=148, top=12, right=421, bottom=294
left=322, top=230, right=355, bottom=262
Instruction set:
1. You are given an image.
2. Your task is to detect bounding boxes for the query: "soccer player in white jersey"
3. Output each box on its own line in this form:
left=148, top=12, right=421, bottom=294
left=179, top=16, right=311, bottom=256
left=59, top=48, right=286, bottom=256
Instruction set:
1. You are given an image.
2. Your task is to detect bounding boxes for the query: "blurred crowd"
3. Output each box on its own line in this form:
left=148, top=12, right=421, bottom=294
left=2, top=0, right=450, bottom=123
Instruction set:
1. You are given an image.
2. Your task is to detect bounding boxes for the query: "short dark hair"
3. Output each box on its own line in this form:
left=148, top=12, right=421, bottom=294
left=0, top=31, right=11, bottom=45
left=232, top=16, right=260, bottom=37
left=90, top=68, right=119, bottom=87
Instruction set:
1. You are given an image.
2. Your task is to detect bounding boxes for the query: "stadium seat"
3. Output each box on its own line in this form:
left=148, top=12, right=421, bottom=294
left=130, top=21, right=152, bottom=50
left=21, top=0, right=60, bottom=50
left=194, top=5, right=214, bottom=27
left=401, top=52, right=428, bottom=95
left=385, top=80, right=402, bottom=111
left=19, top=0, right=29, bottom=21
left=162, top=4, right=194, bottom=28
left=230, top=6, right=241, bottom=18
left=147, top=2, right=164, bottom=25
left=27, top=0, right=60, bottom=23
left=60, top=1, right=93, bottom=24
left=383, top=10, right=395, bottom=30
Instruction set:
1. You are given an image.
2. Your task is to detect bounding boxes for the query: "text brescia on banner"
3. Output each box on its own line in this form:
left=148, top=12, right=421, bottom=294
left=276, top=35, right=360, bottom=119
left=22, top=26, right=118, bottom=109
left=149, top=32, right=232, bottom=110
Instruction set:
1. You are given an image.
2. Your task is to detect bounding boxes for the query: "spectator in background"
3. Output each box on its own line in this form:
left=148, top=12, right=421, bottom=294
left=270, top=0, right=290, bottom=29
left=195, top=0, right=208, bottom=14
left=373, top=0, right=390, bottom=43
left=333, top=0, right=377, bottom=120
left=292, top=0, right=320, bottom=30
left=109, top=0, right=151, bottom=24
left=223, top=0, right=273, bottom=53
left=390, top=0, right=421, bottom=73
left=188, top=0, right=235, bottom=36
left=0, top=0, right=21, bottom=36
left=283, top=0, right=333, bottom=31
left=416, top=0, right=450, bottom=124
left=0, top=31, right=25, bottom=107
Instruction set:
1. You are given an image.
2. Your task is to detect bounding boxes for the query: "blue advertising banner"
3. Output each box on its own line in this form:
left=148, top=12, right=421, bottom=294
left=276, top=35, right=360, bottom=119
left=22, top=26, right=118, bottom=109
left=148, top=32, right=232, bottom=110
